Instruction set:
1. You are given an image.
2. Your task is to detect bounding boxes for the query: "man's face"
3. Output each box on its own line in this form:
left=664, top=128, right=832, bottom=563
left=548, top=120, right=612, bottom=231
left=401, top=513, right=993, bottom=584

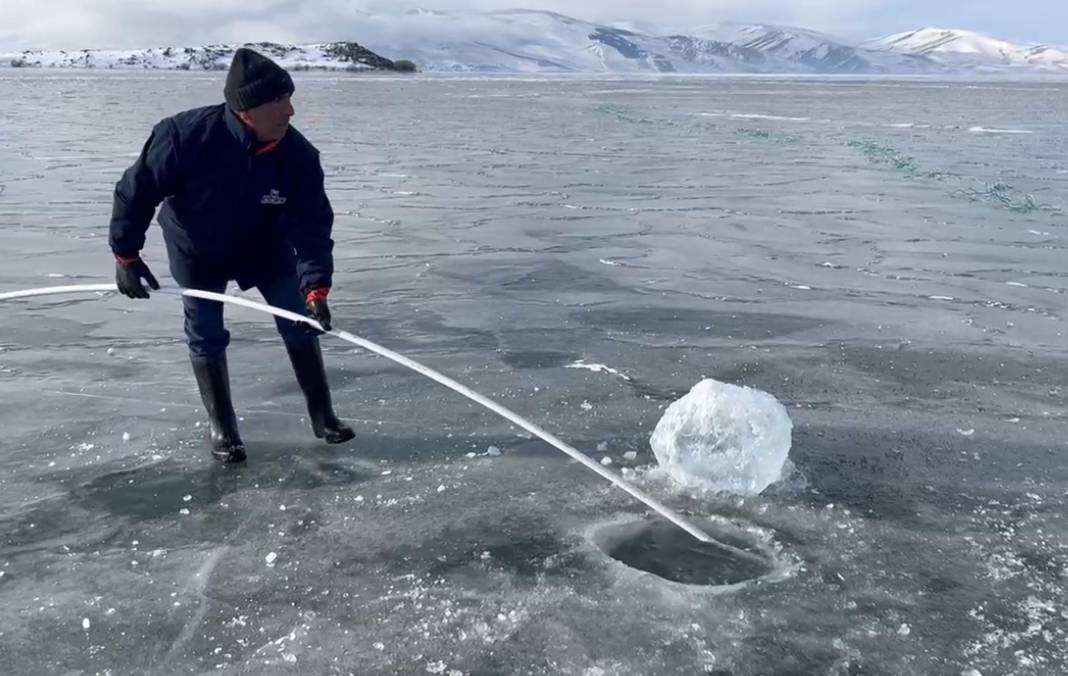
left=238, top=94, right=294, bottom=143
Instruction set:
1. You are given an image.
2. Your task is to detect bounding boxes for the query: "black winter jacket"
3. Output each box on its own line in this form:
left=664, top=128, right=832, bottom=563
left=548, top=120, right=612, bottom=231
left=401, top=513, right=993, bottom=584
left=109, top=104, right=334, bottom=292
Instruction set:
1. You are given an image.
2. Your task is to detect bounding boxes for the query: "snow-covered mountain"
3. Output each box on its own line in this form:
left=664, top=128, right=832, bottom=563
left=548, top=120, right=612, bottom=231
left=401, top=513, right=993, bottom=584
left=863, top=28, right=1068, bottom=72
left=672, top=22, right=932, bottom=74
left=3, top=41, right=399, bottom=71
left=344, top=10, right=935, bottom=74
left=3, top=11, right=1065, bottom=75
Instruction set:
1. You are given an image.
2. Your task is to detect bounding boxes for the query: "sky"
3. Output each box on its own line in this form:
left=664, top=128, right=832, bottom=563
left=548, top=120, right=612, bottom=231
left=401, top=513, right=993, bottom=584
left=2, top=0, right=1066, bottom=51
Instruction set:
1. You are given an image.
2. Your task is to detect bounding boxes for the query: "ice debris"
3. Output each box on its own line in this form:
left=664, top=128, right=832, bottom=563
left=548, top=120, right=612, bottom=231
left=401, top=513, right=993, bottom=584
left=650, top=379, right=792, bottom=494
left=565, top=360, right=631, bottom=381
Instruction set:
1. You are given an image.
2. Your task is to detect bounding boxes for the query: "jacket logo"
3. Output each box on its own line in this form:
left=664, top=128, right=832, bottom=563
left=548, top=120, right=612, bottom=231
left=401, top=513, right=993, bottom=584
left=261, top=189, right=287, bottom=206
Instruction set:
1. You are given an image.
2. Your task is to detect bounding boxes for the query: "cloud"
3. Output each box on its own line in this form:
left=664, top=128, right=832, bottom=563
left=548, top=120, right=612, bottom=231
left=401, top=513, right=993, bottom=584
left=2, top=0, right=310, bottom=49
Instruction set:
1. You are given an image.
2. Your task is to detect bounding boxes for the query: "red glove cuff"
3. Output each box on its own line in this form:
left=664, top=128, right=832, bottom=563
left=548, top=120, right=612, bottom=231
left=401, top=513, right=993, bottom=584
left=115, top=254, right=141, bottom=266
left=305, top=288, right=330, bottom=303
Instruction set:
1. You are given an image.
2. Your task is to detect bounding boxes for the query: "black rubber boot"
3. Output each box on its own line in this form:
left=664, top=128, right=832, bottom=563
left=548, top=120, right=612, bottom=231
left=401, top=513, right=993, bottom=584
left=285, top=339, right=355, bottom=444
left=190, top=353, right=247, bottom=464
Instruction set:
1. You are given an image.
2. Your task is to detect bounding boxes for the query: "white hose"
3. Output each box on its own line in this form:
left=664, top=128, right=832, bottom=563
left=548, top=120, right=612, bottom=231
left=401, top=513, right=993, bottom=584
left=0, top=282, right=753, bottom=553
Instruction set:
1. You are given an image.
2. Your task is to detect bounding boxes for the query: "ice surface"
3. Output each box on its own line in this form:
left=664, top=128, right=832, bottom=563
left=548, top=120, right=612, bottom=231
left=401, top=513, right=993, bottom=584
left=650, top=379, right=792, bottom=495
left=1, top=72, right=1066, bottom=675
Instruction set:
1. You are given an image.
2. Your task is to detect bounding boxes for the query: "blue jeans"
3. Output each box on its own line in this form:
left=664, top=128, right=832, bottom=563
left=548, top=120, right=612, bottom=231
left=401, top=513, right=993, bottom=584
left=183, top=272, right=313, bottom=357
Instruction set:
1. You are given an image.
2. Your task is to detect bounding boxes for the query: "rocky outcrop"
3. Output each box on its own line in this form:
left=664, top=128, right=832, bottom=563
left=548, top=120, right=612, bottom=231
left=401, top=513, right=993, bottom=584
left=4, top=41, right=403, bottom=72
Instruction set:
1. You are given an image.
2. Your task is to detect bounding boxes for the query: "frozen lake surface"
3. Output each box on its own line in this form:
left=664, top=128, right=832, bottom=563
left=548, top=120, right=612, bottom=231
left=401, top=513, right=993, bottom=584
left=1, top=71, right=1066, bottom=675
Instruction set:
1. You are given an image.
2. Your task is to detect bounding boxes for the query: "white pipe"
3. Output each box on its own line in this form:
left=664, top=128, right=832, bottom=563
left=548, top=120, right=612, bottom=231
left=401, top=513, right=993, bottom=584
left=0, top=282, right=753, bottom=554
left=0, top=284, right=118, bottom=300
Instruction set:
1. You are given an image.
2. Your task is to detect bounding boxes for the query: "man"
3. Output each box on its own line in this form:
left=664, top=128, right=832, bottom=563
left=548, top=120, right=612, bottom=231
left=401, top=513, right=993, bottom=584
left=109, top=47, right=354, bottom=464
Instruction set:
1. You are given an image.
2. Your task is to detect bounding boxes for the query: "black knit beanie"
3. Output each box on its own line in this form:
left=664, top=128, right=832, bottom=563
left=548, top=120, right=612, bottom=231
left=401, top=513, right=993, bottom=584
left=224, top=48, right=295, bottom=112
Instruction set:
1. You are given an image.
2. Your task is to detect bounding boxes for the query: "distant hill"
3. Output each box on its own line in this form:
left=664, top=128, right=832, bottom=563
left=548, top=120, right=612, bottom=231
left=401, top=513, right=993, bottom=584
left=862, top=28, right=1068, bottom=71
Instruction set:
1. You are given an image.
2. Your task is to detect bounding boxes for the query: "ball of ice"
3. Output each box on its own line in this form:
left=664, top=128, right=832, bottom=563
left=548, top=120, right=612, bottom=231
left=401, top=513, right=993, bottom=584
left=650, top=379, right=792, bottom=495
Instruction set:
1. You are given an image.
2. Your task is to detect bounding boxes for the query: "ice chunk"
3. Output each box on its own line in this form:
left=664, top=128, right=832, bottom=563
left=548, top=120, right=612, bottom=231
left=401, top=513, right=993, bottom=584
left=623, top=451, right=638, bottom=461
left=650, top=379, right=792, bottom=495
left=265, top=552, right=278, bottom=566
left=82, top=618, right=90, bottom=630
left=600, top=456, right=613, bottom=466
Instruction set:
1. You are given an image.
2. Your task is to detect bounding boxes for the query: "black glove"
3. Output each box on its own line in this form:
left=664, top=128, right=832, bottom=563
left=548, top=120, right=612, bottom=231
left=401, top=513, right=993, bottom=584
left=304, top=289, right=332, bottom=333
left=115, top=257, right=160, bottom=299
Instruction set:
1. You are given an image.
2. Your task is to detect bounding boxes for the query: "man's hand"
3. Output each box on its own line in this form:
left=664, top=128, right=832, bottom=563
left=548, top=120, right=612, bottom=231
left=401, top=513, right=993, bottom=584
left=115, top=256, right=160, bottom=299
left=305, top=288, right=332, bottom=332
